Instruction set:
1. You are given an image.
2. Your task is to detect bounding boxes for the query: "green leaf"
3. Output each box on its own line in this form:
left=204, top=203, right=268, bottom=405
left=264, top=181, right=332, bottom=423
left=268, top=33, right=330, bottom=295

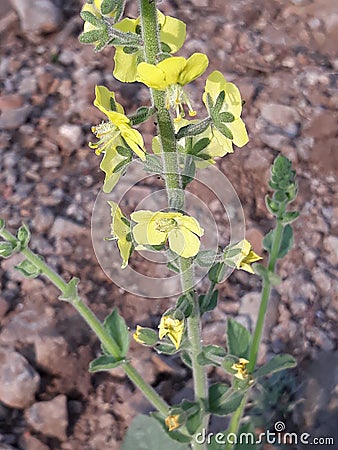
left=0, top=218, right=5, bottom=232
left=103, top=308, right=130, bottom=357
left=17, top=223, right=31, bottom=248
left=116, top=146, right=132, bottom=158
left=226, top=318, right=251, bottom=358
left=182, top=157, right=196, bottom=189
left=129, top=106, right=155, bottom=126
left=155, top=341, right=178, bottom=355
left=121, top=415, right=190, bottom=449
left=255, top=354, right=297, bottom=378
left=197, top=344, right=226, bottom=366
left=133, top=327, right=158, bottom=346
left=234, top=422, right=257, bottom=450
left=216, top=123, right=233, bottom=140
left=195, top=250, right=217, bottom=267
left=89, top=355, right=125, bottom=372
left=213, top=90, right=225, bottom=114
left=80, top=11, right=103, bottom=27
left=143, top=154, right=163, bottom=174
left=0, top=242, right=16, bottom=258
left=14, top=259, right=41, bottom=279
left=176, top=119, right=211, bottom=140
left=199, top=290, right=218, bottom=315
left=209, top=384, right=244, bottom=416
left=208, top=262, right=226, bottom=283
left=263, top=225, right=293, bottom=259
left=79, top=30, right=102, bottom=44
left=281, top=211, right=299, bottom=224
left=190, top=138, right=210, bottom=155
left=265, top=196, right=279, bottom=215
left=181, top=351, right=192, bottom=368
left=180, top=400, right=201, bottom=435
left=176, top=293, right=193, bottom=318
left=100, top=0, right=118, bottom=15
left=219, top=112, right=235, bottom=123
left=112, top=159, right=128, bottom=173
left=59, top=277, right=79, bottom=302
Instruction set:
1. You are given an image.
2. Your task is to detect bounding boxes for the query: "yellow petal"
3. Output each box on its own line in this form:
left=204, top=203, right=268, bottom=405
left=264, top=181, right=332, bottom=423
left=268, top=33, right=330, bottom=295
left=133, top=221, right=165, bottom=246
left=212, top=128, right=234, bottom=154
left=113, top=17, right=137, bottom=33
left=117, top=237, right=132, bottom=268
left=157, top=57, right=187, bottom=86
left=131, top=210, right=154, bottom=223
left=224, top=81, right=242, bottom=117
left=106, top=110, right=130, bottom=127
left=108, top=201, right=129, bottom=239
left=178, top=53, right=209, bottom=86
left=168, top=228, right=200, bottom=258
left=137, top=62, right=167, bottom=90
left=227, top=118, right=249, bottom=148
left=99, top=147, right=125, bottom=193
left=120, top=127, right=146, bottom=160
left=204, top=70, right=227, bottom=101
left=113, top=48, right=139, bottom=83
left=176, top=216, right=204, bottom=237
left=160, top=14, right=186, bottom=53
left=94, top=86, right=124, bottom=115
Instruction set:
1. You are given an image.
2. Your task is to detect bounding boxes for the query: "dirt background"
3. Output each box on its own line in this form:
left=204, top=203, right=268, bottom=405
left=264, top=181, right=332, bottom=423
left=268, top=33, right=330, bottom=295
left=0, top=0, right=337, bottom=449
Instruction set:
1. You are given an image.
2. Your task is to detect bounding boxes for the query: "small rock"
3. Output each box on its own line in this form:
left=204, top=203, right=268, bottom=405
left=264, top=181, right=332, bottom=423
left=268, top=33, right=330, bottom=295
left=0, top=105, right=32, bottom=130
left=245, top=227, right=264, bottom=254
left=34, top=334, right=70, bottom=376
left=238, top=292, right=261, bottom=331
left=58, top=124, right=83, bottom=148
left=19, top=434, right=49, bottom=450
left=18, top=75, right=37, bottom=96
left=10, top=0, right=61, bottom=36
left=0, top=347, right=40, bottom=409
left=323, top=236, right=338, bottom=266
left=32, top=206, right=54, bottom=233
left=42, top=154, right=61, bottom=168
left=260, top=103, right=299, bottom=128
left=50, top=217, right=86, bottom=238
left=0, top=94, right=24, bottom=110
left=25, top=395, right=68, bottom=441
left=243, top=150, right=271, bottom=171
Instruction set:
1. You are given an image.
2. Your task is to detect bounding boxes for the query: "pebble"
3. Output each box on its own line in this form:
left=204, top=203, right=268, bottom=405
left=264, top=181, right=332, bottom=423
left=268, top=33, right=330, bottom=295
left=18, top=434, right=49, bottom=450
left=32, top=206, right=55, bottom=233
left=59, top=124, right=83, bottom=147
left=323, top=236, right=338, bottom=266
left=260, top=103, right=299, bottom=128
left=50, top=217, right=86, bottom=238
left=25, top=395, right=68, bottom=441
left=0, top=347, right=40, bottom=409
left=34, top=334, right=70, bottom=376
left=10, top=0, right=61, bottom=36
left=0, top=106, right=32, bottom=130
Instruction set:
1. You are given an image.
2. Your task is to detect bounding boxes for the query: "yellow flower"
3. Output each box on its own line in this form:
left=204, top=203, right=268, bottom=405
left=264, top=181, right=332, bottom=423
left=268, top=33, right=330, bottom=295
left=131, top=210, right=204, bottom=258
left=231, top=358, right=250, bottom=380
left=165, top=414, right=181, bottom=432
left=203, top=71, right=249, bottom=155
left=90, top=85, right=146, bottom=192
left=113, top=11, right=186, bottom=82
left=133, top=325, right=158, bottom=346
left=231, top=239, right=262, bottom=274
left=108, top=201, right=132, bottom=268
left=137, top=53, right=209, bottom=120
left=159, top=315, right=185, bottom=349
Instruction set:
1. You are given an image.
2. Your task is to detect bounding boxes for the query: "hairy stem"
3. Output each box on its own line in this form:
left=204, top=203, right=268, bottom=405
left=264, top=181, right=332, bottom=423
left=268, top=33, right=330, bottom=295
left=0, top=226, right=169, bottom=416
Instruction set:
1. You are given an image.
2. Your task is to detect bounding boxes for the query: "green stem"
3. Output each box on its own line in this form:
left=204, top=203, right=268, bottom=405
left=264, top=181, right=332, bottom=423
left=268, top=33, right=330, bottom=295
left=248, top=220, right=283, bottom=372
left=181, top=258, right=209, bottom=450
left=0, top=226, right=169, bottom=416
left=225, top=220, right=284, bottom=450
left=224, top=394, right=248, bottom=450
left=138, top=0, right=183, bottom=210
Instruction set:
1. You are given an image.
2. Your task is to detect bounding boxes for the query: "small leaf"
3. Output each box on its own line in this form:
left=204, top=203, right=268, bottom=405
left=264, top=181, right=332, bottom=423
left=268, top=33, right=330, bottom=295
left=116, top=146, right=132, bottom=158
left=0, top=218, right=5, bottom=231
left=103, top=308, right=130, bottom=357
left=58, top=277, right=79, bottom=301
left=121, top=415, right=190, bottom=449
left=143, top=154, right=163, bottom=174
left=176, top=293, right=193, bottom=318
left=281, top=211, right=299, bottom=224
left=180, top=400, right=201, bottom=435
left=195, top=250, right=217, bottom=267
left=176, top=119, right=211, bottom=140
left=208, top=262, right=226, bottom=283
left=263, top=225, right=294, bottom=259
left=14, top=259, right=41, bottom=278
left=0, top=242, right=16, bottom=258
left=79, top=30, right=102, bottom=44
left=182, top=158, right=196, bottom=189
left=17, top=223, right=31, bottom=248
left=89, top=355, right=125, bottom=372
left=190, top=138, right=210, bottom=155
left=113, top=159, right=128, bottom=173
left=265, top=195, right=280, bottom=215
left=181, top=351, right=192, bottom=368
left=197, top=344, right=226, bottom=366
left=199, top=290, right=218, bottom=315
left=100, top=0, right=118, bottom=15
left=213, top=90, right=225, bottom=114
left=255, top=354, right=297, bottom=378
left=209, top=384, right=244, bottom=416
left=219, top=112, right=235, bottom=123
left=155, top=341, right=178, bottom=355
left=216, top=123, right=233, bottom=140
left=80, top=11, right=103, bottom=27
left=226, top=318, right=251, bottom=358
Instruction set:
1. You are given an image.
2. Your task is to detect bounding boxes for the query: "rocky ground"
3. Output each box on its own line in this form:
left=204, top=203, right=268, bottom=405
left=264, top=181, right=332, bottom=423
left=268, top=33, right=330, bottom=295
left=0, top=0, right=337, bottom=449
